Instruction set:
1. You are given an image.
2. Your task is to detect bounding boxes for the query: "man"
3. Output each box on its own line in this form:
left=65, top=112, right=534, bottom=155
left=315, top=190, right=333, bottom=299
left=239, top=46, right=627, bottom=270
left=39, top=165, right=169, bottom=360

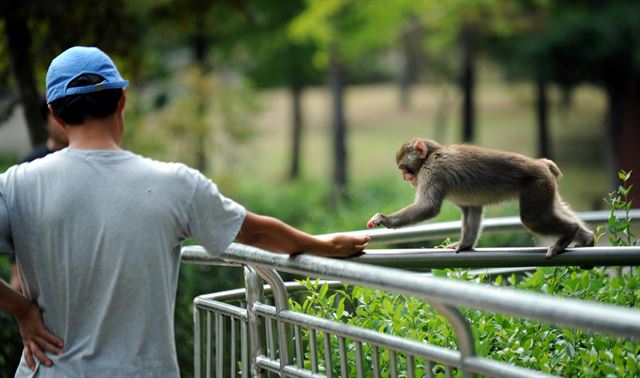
left=9, top=97, right=69, bottom=293
left=0, top=46, right=369, bottom=377
left=20, top=97, right=69, bottom=163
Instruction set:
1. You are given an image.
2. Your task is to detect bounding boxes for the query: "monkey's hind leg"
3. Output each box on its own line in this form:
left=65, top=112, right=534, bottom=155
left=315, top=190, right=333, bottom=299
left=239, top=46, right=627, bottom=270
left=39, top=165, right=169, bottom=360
left=451, top=206, right=483, bottom=253
left=519, top=181, right=592, bottom=258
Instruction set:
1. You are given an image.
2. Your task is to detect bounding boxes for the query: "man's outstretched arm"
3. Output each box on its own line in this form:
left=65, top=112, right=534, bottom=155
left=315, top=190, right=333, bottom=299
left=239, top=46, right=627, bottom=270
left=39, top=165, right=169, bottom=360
left=0, top=279, right=64, bottom=371
left=235, top=212, right=369, bottom=258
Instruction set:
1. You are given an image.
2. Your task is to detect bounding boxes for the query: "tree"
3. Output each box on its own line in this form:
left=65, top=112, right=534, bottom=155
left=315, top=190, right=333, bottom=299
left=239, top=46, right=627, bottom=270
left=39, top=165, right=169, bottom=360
left=240, top=0, right=323, bottom=181
left=290, top=0, right=414, bottom=202
left=495, top=0, right=640, bottom=203
left=0, top=0, right=142, bottom=147
left=148, top=0, right=256, bottom=173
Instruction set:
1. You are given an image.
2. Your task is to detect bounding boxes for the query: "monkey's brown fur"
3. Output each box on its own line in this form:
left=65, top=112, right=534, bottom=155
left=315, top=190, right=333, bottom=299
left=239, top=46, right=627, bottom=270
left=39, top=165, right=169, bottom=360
left=367, top=138, right=594, bottom=258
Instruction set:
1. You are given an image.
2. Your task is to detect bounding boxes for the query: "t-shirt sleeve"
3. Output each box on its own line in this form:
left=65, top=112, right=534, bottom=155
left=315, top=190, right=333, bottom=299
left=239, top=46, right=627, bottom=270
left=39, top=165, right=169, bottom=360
left=0, top=178, right=14, bottom=254
left=186, top=172, right=246, bottom=257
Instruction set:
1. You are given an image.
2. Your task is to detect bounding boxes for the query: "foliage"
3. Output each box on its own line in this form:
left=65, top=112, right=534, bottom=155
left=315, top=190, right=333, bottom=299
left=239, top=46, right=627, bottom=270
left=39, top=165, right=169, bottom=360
left=290, top=266, right=639, bottom=377
left=123, top=68, right=262, bottom=175
left=602, top=170, right=637, bottom=247
left=289, top=0, right=414, bottom=68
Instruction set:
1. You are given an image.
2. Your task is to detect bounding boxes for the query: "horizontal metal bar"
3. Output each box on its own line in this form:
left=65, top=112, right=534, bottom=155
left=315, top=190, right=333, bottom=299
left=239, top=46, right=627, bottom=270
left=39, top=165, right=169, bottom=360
left=323, top=209, right=640, bottom=246
left=182, top=244, right=640, bottom=340
left=464, top=356, right=555, bottom=378
left=277, top=308, right=461, bottom=366
left=352, top=247, right=640, bottom=269
left=196, top=280, right=342, bottom=304
left=256, top=356, right=325, bottom=378
left=194, top=297, right=248, bottom=320
left=253, top=302, right=277, bottom=319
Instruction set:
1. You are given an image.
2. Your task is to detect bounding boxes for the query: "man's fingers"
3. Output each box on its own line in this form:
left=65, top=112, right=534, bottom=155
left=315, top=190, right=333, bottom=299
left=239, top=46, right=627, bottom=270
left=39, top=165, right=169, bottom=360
left=38, top=336, right=64, bottom=355
left=23, top=345, right=35, bottom=371
left=29, top=341, right=53, bottom=367
left=42, top=331, right=64, bottom=352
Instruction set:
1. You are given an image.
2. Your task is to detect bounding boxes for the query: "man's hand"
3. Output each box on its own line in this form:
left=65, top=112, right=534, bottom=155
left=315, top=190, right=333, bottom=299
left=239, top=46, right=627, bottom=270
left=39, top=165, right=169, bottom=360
left=318, top=234, right=370, bottom=258
left=15, top=302, right=64, bottom=370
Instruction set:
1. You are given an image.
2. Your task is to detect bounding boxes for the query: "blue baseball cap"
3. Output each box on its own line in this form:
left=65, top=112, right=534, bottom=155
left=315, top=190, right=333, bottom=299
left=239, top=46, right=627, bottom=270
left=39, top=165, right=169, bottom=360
left=46, top=46, right=128, bottom=104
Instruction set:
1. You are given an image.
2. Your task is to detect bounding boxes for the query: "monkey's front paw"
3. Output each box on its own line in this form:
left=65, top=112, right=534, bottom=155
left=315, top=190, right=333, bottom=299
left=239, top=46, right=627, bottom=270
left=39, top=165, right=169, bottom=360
left=367, top=213, right=387, bottom=228
left=448, top=241, right=473, bottom=253
left=545, top=245, right=562, bottom=259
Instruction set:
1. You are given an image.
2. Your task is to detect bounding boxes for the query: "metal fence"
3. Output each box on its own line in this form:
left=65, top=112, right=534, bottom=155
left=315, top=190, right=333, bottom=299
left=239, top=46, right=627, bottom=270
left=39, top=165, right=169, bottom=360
left=182, top=210, right=640, bottom=378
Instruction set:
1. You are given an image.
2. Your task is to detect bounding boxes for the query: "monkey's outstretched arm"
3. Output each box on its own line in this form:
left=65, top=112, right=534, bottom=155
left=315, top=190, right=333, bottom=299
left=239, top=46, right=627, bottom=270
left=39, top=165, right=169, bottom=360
left=367, top=183, right=444, bottom=229
left=368, top=201, right=441, bottom=229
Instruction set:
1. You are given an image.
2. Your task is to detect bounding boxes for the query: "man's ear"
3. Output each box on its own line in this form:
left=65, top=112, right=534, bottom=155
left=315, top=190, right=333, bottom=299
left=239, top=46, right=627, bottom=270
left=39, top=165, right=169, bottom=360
left=117, top=90, right=127, bottom=113
left=413, top=139, right=428, bottom=159
left=48, top=105, right=67, bottom=132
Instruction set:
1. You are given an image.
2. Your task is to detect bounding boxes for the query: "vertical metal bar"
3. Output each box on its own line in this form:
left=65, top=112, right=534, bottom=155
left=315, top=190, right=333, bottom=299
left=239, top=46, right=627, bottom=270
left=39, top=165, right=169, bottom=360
left=244, top=266, right=266, bottom=378
left=216, top=313, right=223, bottom=378
left=241, top=317, right=248, bottom=378
left=407, top=355, right=415, bottom=378
left=310, top=329, right=318, bottom=374
left=194, top=307, right=202, bottom=378
left=338, top=337, right=348, bottom=377
left=445, top=365, right=452, bottom=378
left=431, top=301, right=476, bottom=378
left=425, top=361, right=433, bottom=378
left=389, top=350, right=397, bottom=378
left=372, top=345, right=380, bottom=378
left=323, top=332, right=333, bottom=378
left=255, top=267, right=291, bottom=373
left=294, top=325, right=303, bottom=369
left=266, top=318, right=275, bottom=359
left=355, top=342, right=363, bottom=378
left=206, top=311, right=212, bottom=378
left=231, top=317, right=237, bottom=377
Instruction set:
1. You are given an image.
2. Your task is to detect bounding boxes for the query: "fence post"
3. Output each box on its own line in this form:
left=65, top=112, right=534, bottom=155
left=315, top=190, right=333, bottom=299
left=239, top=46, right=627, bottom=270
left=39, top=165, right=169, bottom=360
left=244, top=266, right=267, bottom=377
left=432, top=301, right=477, bottom=378
left=255, top=267, right=291, bottom=375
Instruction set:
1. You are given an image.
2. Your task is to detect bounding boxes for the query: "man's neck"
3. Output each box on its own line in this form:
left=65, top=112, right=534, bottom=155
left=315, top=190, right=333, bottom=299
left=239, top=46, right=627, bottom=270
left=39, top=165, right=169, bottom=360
left=66, top=117, right=122, bottom=151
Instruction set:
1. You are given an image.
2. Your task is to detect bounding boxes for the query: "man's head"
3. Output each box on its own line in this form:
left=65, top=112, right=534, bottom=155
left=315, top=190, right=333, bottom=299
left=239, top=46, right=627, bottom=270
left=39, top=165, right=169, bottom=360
left=46, top=47, right=128, bottom=125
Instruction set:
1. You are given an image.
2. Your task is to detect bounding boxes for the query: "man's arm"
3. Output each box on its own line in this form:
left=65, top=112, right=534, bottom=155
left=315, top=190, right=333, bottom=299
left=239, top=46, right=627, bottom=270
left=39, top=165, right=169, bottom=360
left=0, top=279, right=64, bottom=371
left=235, top=212, right=369, bottom=257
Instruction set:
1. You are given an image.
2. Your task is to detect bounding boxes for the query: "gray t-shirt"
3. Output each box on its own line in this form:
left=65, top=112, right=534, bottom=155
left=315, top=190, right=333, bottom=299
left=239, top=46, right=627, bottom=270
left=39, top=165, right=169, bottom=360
left=0, top=148, right=246, bottom=377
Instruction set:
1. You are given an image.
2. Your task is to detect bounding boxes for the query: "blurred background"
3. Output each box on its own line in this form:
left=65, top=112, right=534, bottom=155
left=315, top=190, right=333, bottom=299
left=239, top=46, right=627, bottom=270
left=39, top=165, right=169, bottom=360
left=0, top=0, right=639, bottom=375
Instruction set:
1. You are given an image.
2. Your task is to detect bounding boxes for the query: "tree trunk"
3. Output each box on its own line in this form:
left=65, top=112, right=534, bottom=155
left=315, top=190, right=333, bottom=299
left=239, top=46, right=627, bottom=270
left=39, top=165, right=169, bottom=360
left=460, top=27, right=475, bottom=143
left=398, top=18, right=424, bottom=110
left=536, top=76, right=551, bottom=159
left=288, top=84, right=303, bottom=181
left=328, top=47, right=348, bottom=203
left=605, top=81, right=640, bottom=205
left=193, top=16, right=208, bottom=173
left=4, top=10, right=48, bottom=146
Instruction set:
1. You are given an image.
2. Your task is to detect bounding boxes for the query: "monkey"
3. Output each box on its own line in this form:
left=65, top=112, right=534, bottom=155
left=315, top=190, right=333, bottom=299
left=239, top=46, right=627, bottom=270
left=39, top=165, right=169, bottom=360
left=366, top=138, right=595, bottom=258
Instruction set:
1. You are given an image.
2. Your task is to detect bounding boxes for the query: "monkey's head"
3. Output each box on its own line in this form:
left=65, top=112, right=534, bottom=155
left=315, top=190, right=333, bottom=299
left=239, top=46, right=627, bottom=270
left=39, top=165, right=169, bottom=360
left=396, top=138, right=441, bottom=187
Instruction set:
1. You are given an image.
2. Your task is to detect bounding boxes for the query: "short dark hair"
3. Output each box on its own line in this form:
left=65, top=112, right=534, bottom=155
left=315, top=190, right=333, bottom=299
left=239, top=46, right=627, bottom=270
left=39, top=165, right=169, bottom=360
left=49, top=74, right=123, bottom=125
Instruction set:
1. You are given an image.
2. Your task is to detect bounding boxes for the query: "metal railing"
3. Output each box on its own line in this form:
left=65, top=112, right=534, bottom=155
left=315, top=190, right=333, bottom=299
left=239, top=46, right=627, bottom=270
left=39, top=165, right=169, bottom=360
left=182, top=210, right=640, bottom=377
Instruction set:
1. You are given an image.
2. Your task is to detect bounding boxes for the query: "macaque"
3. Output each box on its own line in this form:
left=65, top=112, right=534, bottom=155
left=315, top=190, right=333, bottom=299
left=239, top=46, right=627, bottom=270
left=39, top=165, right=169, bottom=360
left=367, top=138, right=594, bottom=258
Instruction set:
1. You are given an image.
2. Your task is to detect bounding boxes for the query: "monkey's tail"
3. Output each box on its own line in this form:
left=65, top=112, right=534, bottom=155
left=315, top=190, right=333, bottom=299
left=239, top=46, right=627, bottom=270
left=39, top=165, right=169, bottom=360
left=540, top=158, right=563, bottom=179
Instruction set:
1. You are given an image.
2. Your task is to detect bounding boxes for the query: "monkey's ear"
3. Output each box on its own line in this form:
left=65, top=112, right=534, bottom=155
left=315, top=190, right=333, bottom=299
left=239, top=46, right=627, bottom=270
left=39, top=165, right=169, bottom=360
left=413, top=139, right=428, bottom=159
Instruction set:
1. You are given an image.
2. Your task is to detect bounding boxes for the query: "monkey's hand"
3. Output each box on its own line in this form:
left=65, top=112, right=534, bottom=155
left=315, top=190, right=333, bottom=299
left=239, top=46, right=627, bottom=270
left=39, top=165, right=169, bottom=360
left=447, top=241, right=474, bottom=253
left=367, top=213, right=388, bottom=228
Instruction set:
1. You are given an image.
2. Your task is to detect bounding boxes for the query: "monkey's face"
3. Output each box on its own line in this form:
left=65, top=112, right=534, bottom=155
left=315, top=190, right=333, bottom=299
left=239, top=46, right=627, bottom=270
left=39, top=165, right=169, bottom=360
left=399, top=165, right=418, bottom=187
left=396, top=140, right=429, bottom=188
